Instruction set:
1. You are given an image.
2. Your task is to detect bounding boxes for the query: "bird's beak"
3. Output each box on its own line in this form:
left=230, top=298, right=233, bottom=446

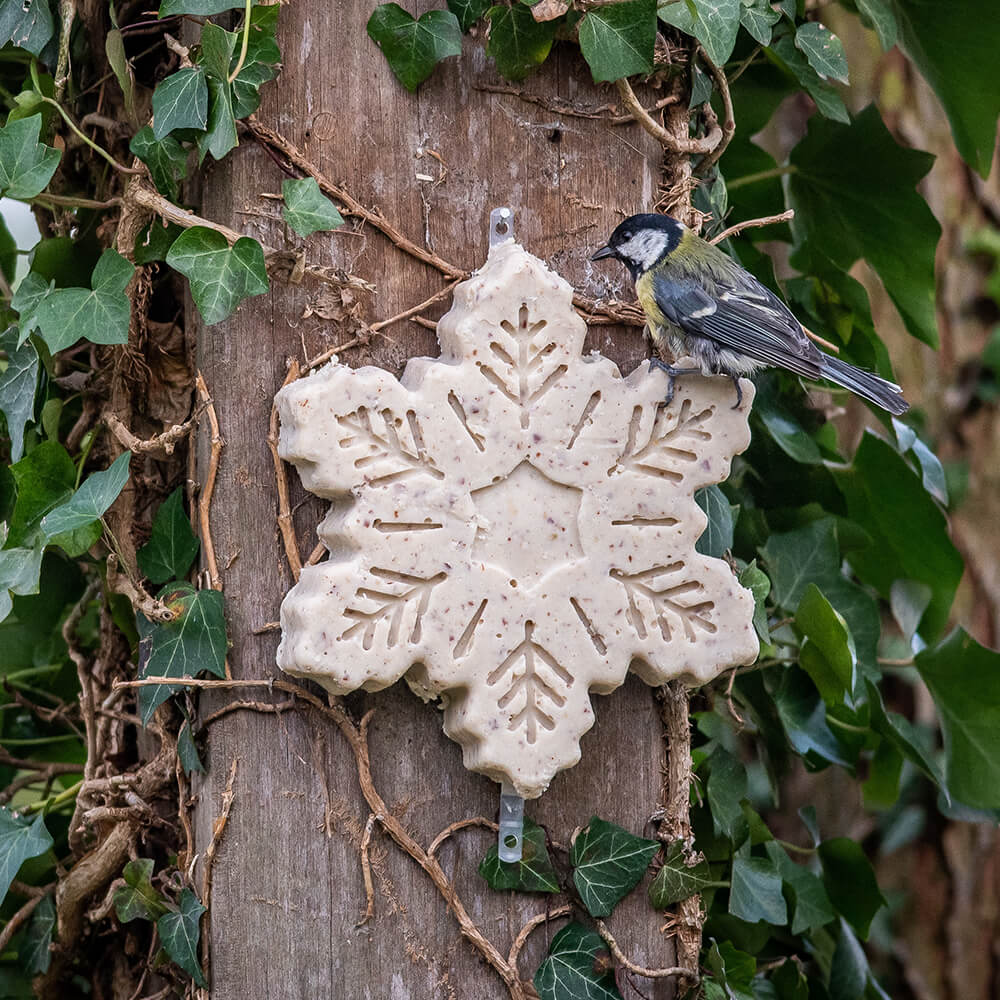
left=591, top=245, right=615, bottom=262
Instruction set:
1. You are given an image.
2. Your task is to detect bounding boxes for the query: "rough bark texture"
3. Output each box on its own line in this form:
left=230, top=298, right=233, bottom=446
left=193, top=4, right=684, bottom=997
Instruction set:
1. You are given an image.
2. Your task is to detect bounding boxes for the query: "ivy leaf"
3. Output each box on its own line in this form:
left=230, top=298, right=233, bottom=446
left=789, top=106, right=939, bottom=347
left=41, top=450, right=131, bottom=539
left=136, top=584, right=228, bottom=725
left=768, top=32, right=849, bottom=123
left=533, top=923, right=622, bottom=1000
left=282, top=178, right=344, bottom=238
left=891, top=0, right=1000, bottom=178
left=478, top=817, right=559, bottom=892
left=916, top=629, right=1000, bottom=809
left=817, top=838, right=886, bottom=939
left=0, top=808, right=52, bottom=902
left=447, top=0, right=490, bottom=32
left=832, top=433, right=962, bottom=641
left=738, top=560, right=771, bottom=642
left=657, top=0, right=741, bottom=68
left=578, top=0, right=656, bottom=83
left=367, top=4, right=462, bottom=92
left=795, top=584, right=856, bottom=705
left=21, top=892, right=54, bottom=974
left=893, top=418, right=947, bottom=505
left=106, top=28, right=136, bottom=123
left=138, top=488, right=200, bottom=584
left=648, top=841, right=715, bottom=907
left=856, top=0, right=897, bottom=49
left=695, top=484, right=735, bottom=558
left=26, top=249, right=135, bottom=354
left=739, top=0, right=780, bottom=46
left=0, top=546, right=43, bottom=622
left=707, top=748, right=748, bottom=840
left=230, top=5, right=281, bottom=119
left=866, top=680, right=946, bottom=794
left=486, top=4, right=556, bottom=81
left=570, top=816, right=658, bottom=917
left=704, top=940, right=756, bottom=1000
left=166, top=228, right=269, bottom=326
left=177, top=715, right=205, bottom=775
left=729, top=854, right=788, bottom=925
left=794, top=22, right=848, bottom=84
left=151, top=68, right=209, bottom=139
left=159, top=0, right=243, bottom=13
left=0, top=115, right=61, bottom=200
left=0, top=0, right=53, bottom=56
left=157, top=887, right=206, bottom=987
left=770, top=667, right=851, bottom=768
left=130, top=127, right=187, bottom=203
left=765, top=841, right=836, bottom=933
left=134, top=221, right=184, bottom=265
left=114, top=858, right=170, bottom=923
left=197, top=23, right=238, bottom=161
left=0, top=327, right=39, bottom=462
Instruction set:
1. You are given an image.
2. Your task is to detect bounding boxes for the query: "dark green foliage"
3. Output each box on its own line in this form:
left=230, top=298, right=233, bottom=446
left=534, top=923, right=622, bottom=1000
left=478, top=817, right=559, bottom=892
left=137, top=488, right=200, bottom=585
left=578, top=0, right=656, bottom=83
left=367, top=4, right=462, bottom=91
left=570, top=817, right=658, bottom=917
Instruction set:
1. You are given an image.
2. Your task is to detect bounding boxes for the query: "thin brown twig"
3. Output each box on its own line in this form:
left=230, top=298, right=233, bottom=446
left=269, top=360, right=303, bottom=581
left=302, top=335, right=366, bottom=374
left=104, top=411, right=196, bottom=458
left=369, top=280, right=461, bottom=334
left=595, top=918, right=699, bottom=982
left=694, top=48, right=735, bottom=176
left=200, top=758, right=238, bottom=981
left=709, top=209, right=795, bottom=245
left=508, top=904, right=573, bottom=974
left=357, top=813, right=377, bottom=927
left=306, top=542, right=325, bottom=567
left=194, top=372, right=223, bottom=590
left=615, top=78, right=722, bottom=155
left=199, top=698, right=294, bottom=729
left=475, top=84, right=678, bottom=124
left=63, top=581, right=100, bottom=792
left=427, top=816, right=498, bottom=860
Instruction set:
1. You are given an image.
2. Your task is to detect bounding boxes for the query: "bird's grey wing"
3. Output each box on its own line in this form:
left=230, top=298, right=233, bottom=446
left=651, top=269, right=824, bottom=379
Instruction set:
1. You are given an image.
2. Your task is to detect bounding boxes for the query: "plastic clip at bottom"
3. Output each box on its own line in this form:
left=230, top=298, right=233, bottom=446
left=497, top=782, right=525, bottom=863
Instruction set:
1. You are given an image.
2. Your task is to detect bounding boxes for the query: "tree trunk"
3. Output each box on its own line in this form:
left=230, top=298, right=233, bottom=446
left=192, top=4, right=684, bottom=996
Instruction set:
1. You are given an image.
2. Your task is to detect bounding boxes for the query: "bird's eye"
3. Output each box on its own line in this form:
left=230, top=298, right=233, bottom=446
left=621, top=230, right=632, bottom=241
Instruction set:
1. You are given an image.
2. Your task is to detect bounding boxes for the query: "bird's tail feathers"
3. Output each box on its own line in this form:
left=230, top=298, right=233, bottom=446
left=818, top=356, right=909, bottom=415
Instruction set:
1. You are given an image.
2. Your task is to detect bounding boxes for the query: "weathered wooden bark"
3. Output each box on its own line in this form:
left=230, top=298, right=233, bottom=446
left=192, top=4, right=687, bottom=997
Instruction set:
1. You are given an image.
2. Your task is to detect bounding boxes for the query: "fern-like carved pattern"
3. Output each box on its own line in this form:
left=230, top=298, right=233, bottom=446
left=337, top=406, right=444, bottom=485
left=611, top=397, right=713, bottom=481
left=611, top=563, right=717, bottom=642
left=477, top=303, right=567, bottom=428
left=487, top=622, right=574, bottom=744
left=340, top=568, right=446, bottom=650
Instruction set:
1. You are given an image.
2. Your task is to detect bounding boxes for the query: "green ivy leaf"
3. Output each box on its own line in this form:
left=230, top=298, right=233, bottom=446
left=789, top=106, right=939, bottom=347
left=0, top=327, right=39, bottom=462
left=106, top=28, right=136, bottom=123
left=197, top=23, right=239, bottom=161
left=136, top=584, right=228, bottom=725
left=915, top=629, right=1000, bottom=809
left=570, top=816, right=658, bottom=917
left=695, top=484, right=735, bottom=558
left=817, top=838, right=886, bottom=939
left=729, top=854, right=788, bottom=925
left=478, top=817, right=559, bottom=892
left=865, top=680, right=945, bottom=794
left=770, top=667, right=851, bottom=768
left=486, top=4, right=556, bottom=81
left=129, top=127, right=188, bottom=203
left=768, top=32, right=849, bottom=123
left=738, top=560, right=771, bottom=642
left=134, top=221, right=184, bottom=265
left=793, top=22, right=848, bottom=83
left=832, top=433, right=961, bottom=641
left=893, top=419, right=947, bottom=505
left=367, top=4, right=462, bottom=92
left=578, top=0, right=656, bottom=83
left=447, top=0, right=490, bottom=32
left=533, top=923, right=622, bottom=1000
left=20, top=892, right=54, bottom=974
left=739, top=0, right=780, bottom=46
left=21, top=249, right=135, bottom=354
left=0, top=0, right=54, bottom=57
left=0, top=115, right=61, bottom=200
left=648, top=841, right=715, bottom=907
left=707, top=748, right=748, bottom=840
left=138, top=488, right=199, bottom=584
left=159, top=0, right=243, bottom=13
left=795, top=583, right=856, bottom=706
left=0, top=808, right=52, bottom=902
left=157, top=887, right=206, bottom=987
left=0, top=546, right=43, bottom=622
left=41, top=450, right=131, bottom=539
left=177, top=715, right=205, bottom=775
left=114, top=858, right=170, bottom=923
left=862, top=738, right=903, bottom=808
left=230, top=5, right=281, bottom=119
left=282, top=178, right=344, bottom=238
left=764, top=842, right=836, bottom=933
left=891, top=0, right=1000, bottom=178
left=856, top=0, right=897, bottom=49
left=166, top=227, right=269, bottom=326
left=658, top=0, right=741, bottom=68
left=151, top=67, right=209, bottom=139
left=705, top=940, right=756, bottom=1000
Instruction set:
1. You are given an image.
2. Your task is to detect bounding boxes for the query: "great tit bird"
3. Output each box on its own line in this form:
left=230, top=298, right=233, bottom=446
left=591, top=213, right=909, bottom=415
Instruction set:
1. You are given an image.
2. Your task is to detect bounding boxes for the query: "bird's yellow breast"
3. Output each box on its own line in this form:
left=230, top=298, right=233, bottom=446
left=635, top=269, right=668, bottom=328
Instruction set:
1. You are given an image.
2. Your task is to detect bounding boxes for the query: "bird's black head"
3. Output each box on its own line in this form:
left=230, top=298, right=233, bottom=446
left=591, top=213, right=684, bottom=277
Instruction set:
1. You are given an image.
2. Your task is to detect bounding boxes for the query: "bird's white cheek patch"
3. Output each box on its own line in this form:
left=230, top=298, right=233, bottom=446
left=275, top=240, right=758, bottom=798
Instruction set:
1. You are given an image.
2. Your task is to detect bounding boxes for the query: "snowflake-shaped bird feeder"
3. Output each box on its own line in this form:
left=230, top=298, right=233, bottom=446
left=276, top=213, right=759, bottom=800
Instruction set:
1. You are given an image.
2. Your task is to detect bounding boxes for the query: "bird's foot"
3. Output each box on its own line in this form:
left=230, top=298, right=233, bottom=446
left=729, top=375, right=743, bottom=410
left=648, top=359, right=700, bottom=406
